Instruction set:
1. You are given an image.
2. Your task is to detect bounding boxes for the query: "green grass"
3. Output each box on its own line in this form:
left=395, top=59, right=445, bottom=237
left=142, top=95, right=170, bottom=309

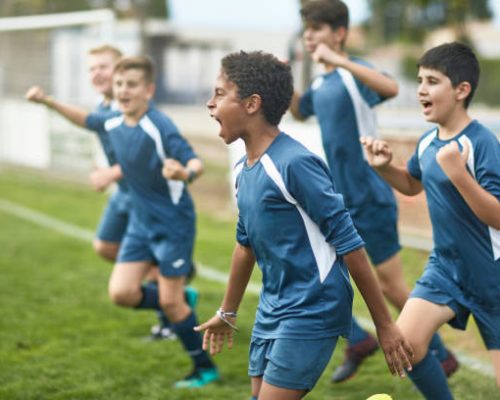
left=0, top=167, right=497, bottom=399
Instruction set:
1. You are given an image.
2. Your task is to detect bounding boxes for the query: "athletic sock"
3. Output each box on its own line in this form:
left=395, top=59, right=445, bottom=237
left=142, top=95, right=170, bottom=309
left=407, top=351, right=453, bottom=400
left=429, top=333, right=449, bottom=361
left=135, top=282, right=160, bottom=310
left=156, top=310, right=170, bottom=327
left=172, top=312, right=215, bottom=370
left=348, top=316, right=369, bottom=345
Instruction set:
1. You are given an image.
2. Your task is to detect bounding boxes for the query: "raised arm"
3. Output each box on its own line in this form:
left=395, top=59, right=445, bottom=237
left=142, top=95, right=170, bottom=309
left=194, top=243, right=256, bottom=355
left=344, top=248, right=414, bottom=377
left=437, top=141, right=500, bottom=229
left=312, top=44, right=398, bottom=99
left=25, top=86, right=89, bottom=128
left=289, top=91, right=307, bottom=121
left=361, top=136, right=423, bottom=196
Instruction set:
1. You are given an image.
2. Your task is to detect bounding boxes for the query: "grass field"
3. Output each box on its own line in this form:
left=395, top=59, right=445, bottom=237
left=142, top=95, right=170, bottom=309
left=0, top=166, right=497, bottom=399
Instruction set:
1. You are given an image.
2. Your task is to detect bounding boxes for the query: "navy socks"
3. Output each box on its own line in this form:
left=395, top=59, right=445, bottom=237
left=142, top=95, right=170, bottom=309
left=172, top=312, right=214, bottom=369
left=408, top=351, right=453, bottom=399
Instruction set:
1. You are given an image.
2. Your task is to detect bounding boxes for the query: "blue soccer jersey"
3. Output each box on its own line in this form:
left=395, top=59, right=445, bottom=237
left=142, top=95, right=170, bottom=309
left=86, top=106, right=197, bottom=240
left=93, top=102, right=128, bottom=192
left=235, top=132, right=365, bottom=340
left=299, top=58, right=395, bottom=209
left=407, top=120, right=500, bottom=306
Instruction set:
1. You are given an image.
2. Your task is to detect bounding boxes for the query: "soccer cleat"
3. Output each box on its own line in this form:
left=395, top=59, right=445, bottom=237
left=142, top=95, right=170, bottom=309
left=149, top=324, right=177, bottom=340
left=331, top=333, right=379, bottom=383
left=440, top=349, right=459, bottom=378
left=174, top=367, right=220, bottom=388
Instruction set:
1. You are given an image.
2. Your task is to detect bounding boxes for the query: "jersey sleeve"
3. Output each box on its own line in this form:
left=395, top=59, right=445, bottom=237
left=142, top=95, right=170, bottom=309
left=286, top=154, right=364, bottom=255
left=85, top=112, right=107, bottom=132
left=236, top=214, right=250, bottom=246
left=161, top=119, right=197, bottom=165
left=473, top=133, right=500, bottom=200
left=353, top=58, right=386, bottom=107
left=357, top=79, right=384, bottom=107
left=298, top=88, right=315, bottom=119
left=407, top=146, right=422, bottom=181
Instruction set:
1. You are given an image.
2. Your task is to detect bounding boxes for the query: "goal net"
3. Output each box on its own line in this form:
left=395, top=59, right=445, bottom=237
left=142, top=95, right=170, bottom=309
left=0, top=9, right=116, bottom=172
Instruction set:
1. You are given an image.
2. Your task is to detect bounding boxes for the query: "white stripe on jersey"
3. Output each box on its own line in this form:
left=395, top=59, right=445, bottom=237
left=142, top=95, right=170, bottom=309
left=337, top=68, right=378, bottom=140
left=458, top=135, right=500, bottom=260
left=260, top=154, right=337, bottom=283
left=417, top=129, right=437, bottom=170
left=140, top=115, right=184, bottom=205
left=104, top=115, right=124, bottom=131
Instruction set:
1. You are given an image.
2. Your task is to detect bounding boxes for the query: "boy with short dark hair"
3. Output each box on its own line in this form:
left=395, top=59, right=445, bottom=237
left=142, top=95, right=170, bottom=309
left=85, top=55, right=218, bottom=388
left=196, top=50, right=413, bottom=400
left=289, top=0, right=456, bottom=382
left=362, top=41, right=500, bottom=398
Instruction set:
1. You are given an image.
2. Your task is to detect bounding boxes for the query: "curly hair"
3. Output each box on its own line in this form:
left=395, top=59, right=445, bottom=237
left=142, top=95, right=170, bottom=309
left=221, top=51, right=293, bottom=126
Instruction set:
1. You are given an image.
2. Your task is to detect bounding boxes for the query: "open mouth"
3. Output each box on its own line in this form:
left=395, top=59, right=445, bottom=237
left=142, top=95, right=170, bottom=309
left=209, top=113, right=221, bottom=125
left=420, top=100, right=432, bottom=114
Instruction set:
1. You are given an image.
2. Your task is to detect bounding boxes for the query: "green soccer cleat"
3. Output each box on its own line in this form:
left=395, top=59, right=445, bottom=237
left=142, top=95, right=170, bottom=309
left=174, top=367, right=220, bottom=389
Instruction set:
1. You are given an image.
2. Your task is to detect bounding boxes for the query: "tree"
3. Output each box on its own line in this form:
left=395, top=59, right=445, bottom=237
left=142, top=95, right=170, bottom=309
left=366, top=0, right=493, bottom=44
left=0, top=0, right=168, bottom=19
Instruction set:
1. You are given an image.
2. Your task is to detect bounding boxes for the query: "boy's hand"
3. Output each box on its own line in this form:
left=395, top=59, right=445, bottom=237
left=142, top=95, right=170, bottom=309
left=360, top=136, right=393, bottom=168
left=25, top=86, right=48, bottom=104
left=162, top=158, right=187, bottom=181
left=194, top=315, right=235, bottom=355
left=89, top=167, right=116, bottom=192
left=376, top=323, right=414, bottom=378
left=436, top=140, right=469, bottom=181
left=312, top=43, right=346, bottom=67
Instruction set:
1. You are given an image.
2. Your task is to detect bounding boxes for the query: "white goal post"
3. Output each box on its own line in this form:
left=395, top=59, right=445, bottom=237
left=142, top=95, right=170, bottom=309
left=0, top=9, right=116, bottom=171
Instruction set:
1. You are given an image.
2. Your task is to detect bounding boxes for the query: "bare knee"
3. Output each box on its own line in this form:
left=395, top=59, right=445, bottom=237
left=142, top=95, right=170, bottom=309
left=108, top=284, right=141, bottom=307
left=93, top=239, right=119, bottom=262
left=159, top=297, right=190, bottom=322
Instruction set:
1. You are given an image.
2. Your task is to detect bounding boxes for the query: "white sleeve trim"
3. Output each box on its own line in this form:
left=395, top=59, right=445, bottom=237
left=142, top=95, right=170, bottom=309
left=140, top=115, right=184, bottom=205
left=458, top=135, right=499, bottom=260
left=260, top=154, right=337, bottom=283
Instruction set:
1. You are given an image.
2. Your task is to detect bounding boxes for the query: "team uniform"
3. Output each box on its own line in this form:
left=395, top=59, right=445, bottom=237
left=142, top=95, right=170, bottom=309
left=234, top=132, right=364, bottom=389
left=86, top=106, right=197, bottom=277
left=407, top=120, right=500, bottom=348
left=298, top=58, right=399, bottom=264
left=93, top=102, right=131, bottom=243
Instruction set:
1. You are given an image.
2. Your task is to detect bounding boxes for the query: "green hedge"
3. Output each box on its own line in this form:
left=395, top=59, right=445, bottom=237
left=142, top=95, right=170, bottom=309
left=401, top=55, right=500, bottom=107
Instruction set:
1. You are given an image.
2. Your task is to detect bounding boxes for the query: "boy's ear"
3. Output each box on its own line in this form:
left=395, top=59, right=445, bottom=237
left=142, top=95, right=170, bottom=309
left=456, top=81, right=471, bottom=102
left=146, top=83, right=156, bottom=100
left=334, top=26, right=348, bottom=45
left=245, top=94, right=262, bottom=115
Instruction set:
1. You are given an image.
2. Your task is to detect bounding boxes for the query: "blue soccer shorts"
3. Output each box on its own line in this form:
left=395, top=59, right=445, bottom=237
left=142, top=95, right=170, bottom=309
left=96, top=189, right=130, bottom=243
left=248, top=336, right=338, bottom=391
left=350, top=202, right=401, bottom=266
left=411, top=266, right=500, bottom=350
left=117, top=217, right=194, bottom=278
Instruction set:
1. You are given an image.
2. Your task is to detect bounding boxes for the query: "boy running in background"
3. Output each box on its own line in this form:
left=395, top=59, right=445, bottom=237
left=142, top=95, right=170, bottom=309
left=362, top=41, right=500, bottom=399
left=27, top=45, right=126, bottom=262
left=85, top=56, right=218, bottom=388
left=196, top=50, right=413, bottom=400
left=289, top=0, right=456, bottom=382
left=25, top=45, right=195, bottom=341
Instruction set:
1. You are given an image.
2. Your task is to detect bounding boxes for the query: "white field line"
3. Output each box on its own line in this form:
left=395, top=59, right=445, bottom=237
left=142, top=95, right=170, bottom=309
left=0, top=197, right=494, bottom=378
